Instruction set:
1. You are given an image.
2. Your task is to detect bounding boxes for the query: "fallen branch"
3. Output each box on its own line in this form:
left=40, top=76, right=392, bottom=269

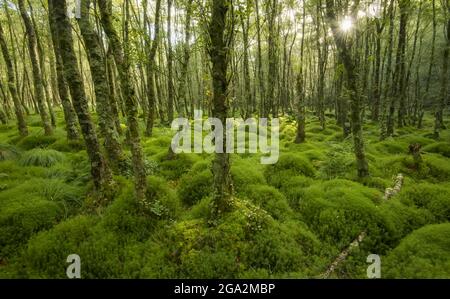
left=383, top=173, right=404, bottom=200
left=321, top=231, right=366, bottom=279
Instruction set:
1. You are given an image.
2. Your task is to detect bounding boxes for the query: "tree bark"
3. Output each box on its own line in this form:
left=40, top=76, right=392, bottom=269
left=48, top=0, right=113, bottom=197
left=18, top=0, right=52, bottom=135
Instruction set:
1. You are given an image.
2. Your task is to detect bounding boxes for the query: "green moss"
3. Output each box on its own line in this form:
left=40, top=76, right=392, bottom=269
left=243, top=184, right=293, bottom=220
left=0, top=196, right=63, bottom=258
left=384, top=224, right=450, bottom=278
left=265, top=153, right=316, bottom=188
left=178, top=170, right=213, bottom=205
left=423, top=142, right=450, bottom=158
left=156, top=153, right=200, bottom=180
left=398, top=182, right=450, bottom=222
left=21, top=215, right=97, bottom=278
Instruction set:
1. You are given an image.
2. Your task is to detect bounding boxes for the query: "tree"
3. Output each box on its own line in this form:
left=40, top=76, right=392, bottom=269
left=0, top=22, right=27, bottom=136
left=97, top=0, right=147, bottom=202
left=18, top=0, right=52, bottom=135
left=209, top=0, right=234, bottom=217
left=325, top=0, right=369, bottom=178
left=48, top=0, right=113, bottom=198
left=77, top=0, right=125, bottom=169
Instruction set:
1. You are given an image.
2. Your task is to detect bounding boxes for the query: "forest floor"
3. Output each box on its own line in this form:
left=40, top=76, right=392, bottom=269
left=0, top=111, right=449, bottom=278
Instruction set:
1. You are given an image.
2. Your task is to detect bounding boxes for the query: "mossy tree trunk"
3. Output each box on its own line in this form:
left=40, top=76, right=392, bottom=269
left=0, top=23, right=28, bottom=136
left=98, top=0, right=147, bottom=202
left=144, top=0, right=162, bottom=137
left=18, top=0, right=52, bottom=136
left=434, top=0, right=450, bottom=138
left=48, top=0, right=113, bottom=197
left=178, top=0, right=193, bottom=118
left=77, top=0, right=125, bottom=169
left=47, top=0, right=79, bottom=140
left=167, top=0, right=175, bottom=123
left=209, top=0, right=234, bottom=218
left=325, top=0, right=369, bottom=178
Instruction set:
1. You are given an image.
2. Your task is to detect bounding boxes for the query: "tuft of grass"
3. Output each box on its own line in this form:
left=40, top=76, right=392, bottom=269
left=16, top=135, right=57, bottom=150
left=0, top=143, right=20, bottom=161
left=19, top=149, right=64, bottom=167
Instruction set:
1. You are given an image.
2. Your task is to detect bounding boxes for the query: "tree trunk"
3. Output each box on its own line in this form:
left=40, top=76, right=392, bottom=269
left=325, top=0, right=369, bottom=178
left=209, top=0, right=234, bottom=218
left=0, top=23, right=28, bottom=136
left=97, top=0, right=147, bottom=202
left=77, top=0, right=125, bottom=169
left=48, top=0, right=113, bottom=197
left=18, top=0, right=52, bottom=135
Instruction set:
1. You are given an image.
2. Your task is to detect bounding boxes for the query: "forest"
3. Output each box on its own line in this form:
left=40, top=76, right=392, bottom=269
left=0, top=0, right=449, bottom=279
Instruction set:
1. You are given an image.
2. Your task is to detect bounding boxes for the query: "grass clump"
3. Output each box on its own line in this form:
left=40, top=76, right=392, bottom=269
left=19, top=149, right=64, bottom=167
left=0, top=143, right=20, bottom=161
left=422, top=142, right=450, bottom=158
left=16, top=135, right=57, bottom=150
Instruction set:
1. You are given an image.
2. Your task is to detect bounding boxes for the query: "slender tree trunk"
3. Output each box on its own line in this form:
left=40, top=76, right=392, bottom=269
left=47, top=0, right=79, bottom=140
left=144, top=0, right=162, bottom=136
left=78, top=0, right=125, bottom=169
left=48, top=0, right=113, bottom=197
left=18, top=0, right=52, bottom=135
left=209, top=0, right=234, bottom=218
left=0, top=23, right=28, bottom=136
left=326, top=0, right=369, bottom=178
left=98, top=0, right=147, bottom=202
left=166, top=0, right=175, bottom=123
left=434, top=0, right=450, bottom=138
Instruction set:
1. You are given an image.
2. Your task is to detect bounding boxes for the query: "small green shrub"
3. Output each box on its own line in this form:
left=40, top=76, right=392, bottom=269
left=318, top=143, right=353, bottom=179
left=49, top=139, right=84, bottom=152
left=22, top=215, right=97, bottom=278
left=156, top=153, right=200, bottom=180
left=424, top=155, right=450, bottom=181
left=19, top=149, right=64, bottom=167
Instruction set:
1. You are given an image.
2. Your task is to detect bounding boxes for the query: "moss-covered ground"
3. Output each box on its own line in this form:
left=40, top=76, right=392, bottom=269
left=0, top=111, right=449, bottom=278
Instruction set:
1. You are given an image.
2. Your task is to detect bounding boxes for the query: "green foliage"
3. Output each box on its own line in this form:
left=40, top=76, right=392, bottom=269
left=318, top=142, right=353, bottom=179
left=243, top=184, right=293, bottom=220
left=265, top=153, right=316, bottom=188
left=398, top=183, right=450, bottom=222
left=19, top=149, right=64, bottom=167
left=16, top=135, right=57, bottom=150
left=49, top=139, right=85, bottom=152
left=384, top=224, right=450, bottom=278
left=156, top=153, right=200, bottom=180
left=0, top=143, right=20, bottom=161
left=178, top=169, right=212, bottom=205
left=423, top=142, right=450, bottom=157
left=0, top=195, right=62, bottom=258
